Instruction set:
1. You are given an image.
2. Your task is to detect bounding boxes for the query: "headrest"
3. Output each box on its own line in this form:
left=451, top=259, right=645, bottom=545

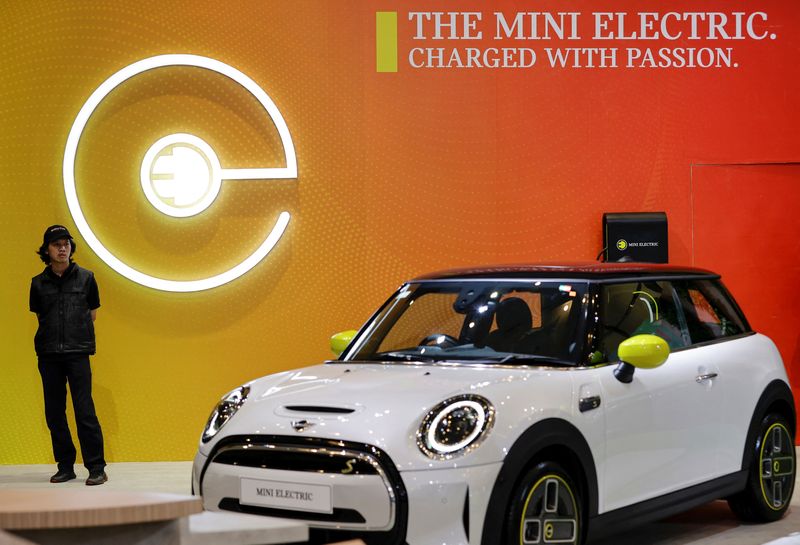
left=496, top=297, right=532, bottom=332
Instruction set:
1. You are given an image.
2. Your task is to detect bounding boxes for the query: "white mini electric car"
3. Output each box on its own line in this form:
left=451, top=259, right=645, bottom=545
left=193, top=263, right=796, bottom=545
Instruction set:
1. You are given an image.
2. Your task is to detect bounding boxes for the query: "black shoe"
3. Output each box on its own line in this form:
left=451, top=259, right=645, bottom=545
left=85, top=470, right=108, bottom=486
left=50, top=469, right=76, bottom=483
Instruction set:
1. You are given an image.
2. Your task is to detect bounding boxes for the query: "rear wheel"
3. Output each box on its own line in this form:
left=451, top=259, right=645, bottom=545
left=506, top=461, right=583, bottom=545
left=728, top=413, right=796, bottom=522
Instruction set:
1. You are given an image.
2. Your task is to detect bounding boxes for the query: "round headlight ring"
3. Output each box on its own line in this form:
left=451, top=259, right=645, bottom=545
left=417, top=394, right=495, bottom=460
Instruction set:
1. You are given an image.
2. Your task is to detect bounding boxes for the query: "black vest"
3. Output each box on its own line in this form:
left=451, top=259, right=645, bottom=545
left=30, top=264, right=97, bottom=356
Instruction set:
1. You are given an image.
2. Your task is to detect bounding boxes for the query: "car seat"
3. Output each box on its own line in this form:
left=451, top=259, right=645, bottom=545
left=486, top=297, right=532, bottom=353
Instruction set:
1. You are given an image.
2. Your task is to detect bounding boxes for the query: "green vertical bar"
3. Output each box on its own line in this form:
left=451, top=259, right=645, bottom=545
left=376, top=12, right=398, bottom=73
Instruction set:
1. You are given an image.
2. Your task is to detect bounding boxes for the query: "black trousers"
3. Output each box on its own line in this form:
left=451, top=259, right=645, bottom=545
left=38, top=354, right=105, bottom=472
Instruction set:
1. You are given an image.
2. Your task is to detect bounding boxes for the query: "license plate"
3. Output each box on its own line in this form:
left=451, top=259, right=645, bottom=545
left=240, top=478, right=333, bottom=514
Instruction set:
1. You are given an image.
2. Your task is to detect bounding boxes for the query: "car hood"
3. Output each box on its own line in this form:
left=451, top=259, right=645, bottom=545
left=203, top=361, right=573, bottom=470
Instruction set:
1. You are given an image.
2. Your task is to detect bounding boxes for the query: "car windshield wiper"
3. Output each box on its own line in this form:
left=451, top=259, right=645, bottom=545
left=496, top=354, right=574, bottom=366
left=375, top=351, right=438, bottom=362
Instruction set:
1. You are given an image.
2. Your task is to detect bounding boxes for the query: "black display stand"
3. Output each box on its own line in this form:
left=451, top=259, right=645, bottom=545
left=603, top=212, right=668, bottom=263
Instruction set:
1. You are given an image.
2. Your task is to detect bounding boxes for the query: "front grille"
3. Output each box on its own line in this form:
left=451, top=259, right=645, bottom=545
left=219, top=497, right=366, bottom=523
left=213, top=445, right=378, bottom=475
left=200, top=435, right=409, bottom=545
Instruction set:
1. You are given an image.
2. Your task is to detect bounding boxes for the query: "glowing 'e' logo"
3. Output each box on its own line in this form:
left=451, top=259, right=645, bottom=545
left=63, top=54, right=297, bottom=292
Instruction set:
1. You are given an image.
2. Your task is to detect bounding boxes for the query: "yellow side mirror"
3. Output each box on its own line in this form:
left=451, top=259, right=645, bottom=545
left=330, top=330, right=358, bottom=357
left=619, top=334, right=670, bottom=368
left=615, top=334, right=670, bottom=383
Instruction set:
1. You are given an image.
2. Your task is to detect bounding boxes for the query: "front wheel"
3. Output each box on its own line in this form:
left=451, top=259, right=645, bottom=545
left=506, top=461, right=583, bottom=545
left=728, top=413, right=796, bottom=522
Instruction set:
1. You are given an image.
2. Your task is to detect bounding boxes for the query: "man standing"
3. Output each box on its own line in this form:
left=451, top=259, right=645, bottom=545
left=29, top=225, right=107, bottom=485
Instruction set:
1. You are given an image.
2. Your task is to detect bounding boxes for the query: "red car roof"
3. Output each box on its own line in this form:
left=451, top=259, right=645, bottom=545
left=414, top=262, right=718, bottom=281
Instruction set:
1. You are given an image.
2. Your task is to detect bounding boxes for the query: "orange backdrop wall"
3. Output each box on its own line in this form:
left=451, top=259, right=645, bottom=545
left=1, top=0, right=798, bottom=463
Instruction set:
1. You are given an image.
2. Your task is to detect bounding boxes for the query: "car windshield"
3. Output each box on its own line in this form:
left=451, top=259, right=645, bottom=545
left=344, top=280, right=588, bottom=365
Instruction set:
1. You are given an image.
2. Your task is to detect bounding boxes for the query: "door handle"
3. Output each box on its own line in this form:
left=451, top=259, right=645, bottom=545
left=696, top=373, right=718, bottom=383
left=579, top=395, right=601, bottom=413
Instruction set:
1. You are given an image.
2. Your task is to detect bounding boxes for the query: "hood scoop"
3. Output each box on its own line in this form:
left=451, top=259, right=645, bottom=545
left=282, top=405, right=355, bottom=414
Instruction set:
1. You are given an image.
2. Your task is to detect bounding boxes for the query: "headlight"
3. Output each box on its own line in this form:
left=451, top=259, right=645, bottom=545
left=201, top=385, right=250, bottom=443
left=417, top=394, right=494, bottom=459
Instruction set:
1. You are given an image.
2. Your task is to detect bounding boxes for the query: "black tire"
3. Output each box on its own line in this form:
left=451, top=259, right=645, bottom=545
left=728, top=413, right=796, bottom=522
left=505, top=461, right=584, bottom=545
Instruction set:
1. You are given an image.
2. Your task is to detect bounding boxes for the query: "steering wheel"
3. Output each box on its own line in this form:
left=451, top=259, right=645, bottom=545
left=419, top=334, right=459, bottom=348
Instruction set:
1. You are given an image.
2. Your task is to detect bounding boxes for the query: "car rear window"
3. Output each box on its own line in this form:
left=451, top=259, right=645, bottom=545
left=673, top=279, right=749, bottom=344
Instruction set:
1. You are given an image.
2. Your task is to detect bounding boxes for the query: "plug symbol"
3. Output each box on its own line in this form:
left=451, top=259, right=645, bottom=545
left=141, top=134, right=222, bottom=217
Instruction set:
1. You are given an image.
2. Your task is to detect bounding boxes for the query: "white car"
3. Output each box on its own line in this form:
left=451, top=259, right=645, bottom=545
left=193, top=263, right=796, bottom=545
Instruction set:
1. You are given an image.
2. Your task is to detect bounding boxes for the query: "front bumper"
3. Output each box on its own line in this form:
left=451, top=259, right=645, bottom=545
left=196, top=435, right=407, bottom=545
left=194, top=435, right=503, bottom=545
left=401, top=462, right=502, bottom=545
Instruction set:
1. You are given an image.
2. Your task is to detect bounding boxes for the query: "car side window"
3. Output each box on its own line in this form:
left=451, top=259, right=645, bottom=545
left=673, top=279, right=748, bottom=344
left=596, top=281, right=689, bottom=363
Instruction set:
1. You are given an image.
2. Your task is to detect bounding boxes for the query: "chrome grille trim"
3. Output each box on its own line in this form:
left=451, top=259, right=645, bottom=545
left=210, top=441, right=397, bottom=530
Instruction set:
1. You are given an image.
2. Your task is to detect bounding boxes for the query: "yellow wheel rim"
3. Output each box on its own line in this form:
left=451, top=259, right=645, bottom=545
left=758, top=422, right=795, bottom=511
left=518, top=473, right=579, bottom=544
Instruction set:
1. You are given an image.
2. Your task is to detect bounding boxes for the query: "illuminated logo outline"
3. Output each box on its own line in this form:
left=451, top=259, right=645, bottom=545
left=63, top=54, right=297, bottom=292
left=616, top=239, right=628, bottom=251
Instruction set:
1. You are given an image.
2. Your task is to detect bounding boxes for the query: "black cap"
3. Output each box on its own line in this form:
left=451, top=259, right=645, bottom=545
left=43, top=225, right=72, bottom=245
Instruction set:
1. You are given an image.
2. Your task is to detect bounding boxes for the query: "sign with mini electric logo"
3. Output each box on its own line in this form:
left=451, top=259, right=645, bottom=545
left=603, top=213, right=668, bottom=264
left=617, top=239, right=661, bottom=251
left=376, top=9, right=779, bottom=72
